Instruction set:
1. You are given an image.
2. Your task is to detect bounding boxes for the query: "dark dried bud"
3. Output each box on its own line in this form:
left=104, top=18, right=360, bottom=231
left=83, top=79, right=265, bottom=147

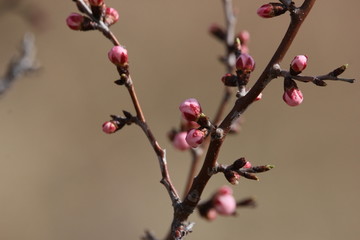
left=209, top=23, right=226, bottom=41
left=331, top=64, right=348, bottom=77
left=232, top=157, right=247, bottom=169
left=224, top=170, right=241, bottom=185
left=313, top=78, right=327, bottom=87
left=221, top=73, right=238, bottom=87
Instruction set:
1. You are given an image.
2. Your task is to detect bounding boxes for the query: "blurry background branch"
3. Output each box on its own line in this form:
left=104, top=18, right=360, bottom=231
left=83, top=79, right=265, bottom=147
left=0, top=33, right=39, bottom=96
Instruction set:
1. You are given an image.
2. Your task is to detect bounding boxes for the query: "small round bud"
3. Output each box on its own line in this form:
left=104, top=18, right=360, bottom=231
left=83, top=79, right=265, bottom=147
left=66, top=13, right=84, bottom=30
left=185, top=129, right=205, bottom=148
left=89, top=0, right=104, bottom=6
left=213, top=186, right=236, bottom=216
left=172, top=132, right=191, bottom=151
left=236, top=53, right=255, bottom=73
left=179, top=98, right=202, bottom=122
left=238, top=30, right=250, bottom=45
left=257, top=3, right=287, bottom=18
left=102, top=121, right=118, bottom=134
left=290, top=55, right=308, bottom=73
left=108, top=45, right=128, bottom=66
left=283, top=88, right=304, bottom=106
left=104, top=7, right=119, bottom=26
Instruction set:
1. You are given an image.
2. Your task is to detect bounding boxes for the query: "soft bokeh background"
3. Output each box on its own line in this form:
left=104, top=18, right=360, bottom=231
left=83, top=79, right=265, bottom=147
left=0, top=0, right=359, bottom=240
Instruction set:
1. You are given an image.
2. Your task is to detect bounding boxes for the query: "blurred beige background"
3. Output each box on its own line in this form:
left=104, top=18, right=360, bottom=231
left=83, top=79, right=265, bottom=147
left=0, top=0, right=359, bottom=240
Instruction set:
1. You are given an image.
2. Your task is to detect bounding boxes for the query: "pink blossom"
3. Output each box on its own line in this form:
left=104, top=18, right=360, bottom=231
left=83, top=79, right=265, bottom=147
left=290, top=55, right=308, bottom=73
left=283, top=88, right=304, bottom=106
left=108, top=45, right=128, bottom=66
left=236, top=53, right=255, bottom=73
left=172, top=132, right=190, bottom=151
left=238, top=30, right=250, bottom=45
left=213, top=186, right=236, bottom=216
left=179, top=98, right=202, bottom=122
left=102, top=121, right=117, bottom=134
left=66, top=13, right=84, bottom=30
left=185, top=129, right=205, bottom=148
left=104, top=7, right=119, bottom=26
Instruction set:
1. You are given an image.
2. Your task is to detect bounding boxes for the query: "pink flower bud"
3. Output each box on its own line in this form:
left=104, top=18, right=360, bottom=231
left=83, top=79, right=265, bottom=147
left=89, top=0, right=104, bottom=6
left=206, top=208, right=218, bottom=221
left=236, top=53, right=255, bottom=73
left=66, top=13, right=84, bottom=30
left=238, top=30, right=250, bottom=45
left=257, top=3, right=287, bottom=18
left=104, top=7, right=119, bottom=26
left=179, top=98, right=202, bottom=122
left=102, top=121, right=118, bottom=134
left=172, top=132, right=190, bottom=151
left=213, top=186, right=236, bottom=216
left=243, top=161, right=252, bottom=169
left=283, top=88, right=304, bottom=106
left=290, top=55, right=308, bottom=73
left=108, top=45, right=128, bottom=66
left=185, top=129, right=205, bottom=148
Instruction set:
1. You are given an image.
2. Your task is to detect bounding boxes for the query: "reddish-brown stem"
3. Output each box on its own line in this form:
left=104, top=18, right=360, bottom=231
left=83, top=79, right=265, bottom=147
left=71, top=0, right=180, bottom=206
left=174, top=0, right=316, bottom=233
left=181, top=0, right=236, bottom=200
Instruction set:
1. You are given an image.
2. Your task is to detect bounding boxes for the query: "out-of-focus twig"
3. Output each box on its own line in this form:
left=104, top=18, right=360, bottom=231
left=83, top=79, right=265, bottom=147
left=0, top=33, right=39, bottom=96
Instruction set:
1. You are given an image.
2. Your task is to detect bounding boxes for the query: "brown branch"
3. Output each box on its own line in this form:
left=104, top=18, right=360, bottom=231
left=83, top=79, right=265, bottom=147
left=71, top=0, right=180, bottom=208
left=181, top=0, right=236, bottom=201
left=171, top=0, right=316, bottom=238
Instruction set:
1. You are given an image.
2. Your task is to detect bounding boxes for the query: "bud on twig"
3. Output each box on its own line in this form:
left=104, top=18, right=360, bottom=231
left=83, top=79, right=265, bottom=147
left=257, top=3, right=287, bottom=18
left=104, top=7, right=119, bottom=26
left=179, top=98, right=203, bottom=122
left=108, top=45, right=128, bottom=66
left=290, top=55, right=308, bottom=75
left=283, top=77, right=303, bottom=106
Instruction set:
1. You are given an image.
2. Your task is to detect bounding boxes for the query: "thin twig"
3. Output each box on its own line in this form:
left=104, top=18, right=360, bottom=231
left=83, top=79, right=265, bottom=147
left=0, top=32, right=39, bottom=96
left=174, top=0, right=316, bottom=236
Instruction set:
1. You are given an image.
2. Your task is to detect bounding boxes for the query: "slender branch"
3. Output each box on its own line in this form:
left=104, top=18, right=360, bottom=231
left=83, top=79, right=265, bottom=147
left=175, top=0, right=316, bottom=233
left=0, top=33, right=38, bottom=96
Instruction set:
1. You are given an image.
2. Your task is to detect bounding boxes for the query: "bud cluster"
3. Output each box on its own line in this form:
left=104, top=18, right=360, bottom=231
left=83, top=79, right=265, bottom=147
left=66, top=0, right=119, bottom=31
left=282, top=55, right=308, bottom=106
left=177, top=98, right=212, bottom=148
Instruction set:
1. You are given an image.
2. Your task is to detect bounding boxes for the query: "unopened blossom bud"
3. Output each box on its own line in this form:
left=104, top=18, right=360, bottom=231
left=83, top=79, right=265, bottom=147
left=185, top=129, right=205, bottom=148
left=213, top=186, right=236, bottom=215
left=290, top=55, right=308, bottom=74
left=236, top=53, right=255, bottom=73
left=102, top=121, right=118, bottom=134
left=257, top=3, right=287, bottom=18
left=66, top=13, right=84, bottom=30
left=172, top=132, right=190, bottom=151
left=89, top=0, right=104, bottom=6
left=104, top=7, right=119, bottom=26
left=179, top=98, right=202, bottom=122
left=238, top=30, right=250, bottom=45
left=108, top=45, right=128, bottom=66
left=206, top=208, right=218, bottom=221
left=283, top=87, right=304, bottom=106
